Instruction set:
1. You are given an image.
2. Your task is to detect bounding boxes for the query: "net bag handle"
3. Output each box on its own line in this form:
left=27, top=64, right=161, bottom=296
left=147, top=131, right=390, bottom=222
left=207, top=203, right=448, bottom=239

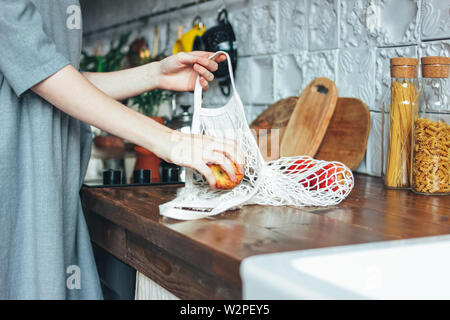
left=193, top=51, right=237, bottom=128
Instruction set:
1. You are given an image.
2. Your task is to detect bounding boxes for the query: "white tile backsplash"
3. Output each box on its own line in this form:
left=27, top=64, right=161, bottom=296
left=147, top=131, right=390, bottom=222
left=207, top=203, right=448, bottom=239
left=371, top=0, right=420, bottom=46
left=309, top=0, right=339, bottom=50
left=251, top=1, right=278, bottom=55
left=299, top=50, right=338, bottom=89
left=274, top=53, right=304, bottom=100
left=235, top=56, right=252, bottom=104
left=421, top=0, right=450, bottom=41
left=249, top=55, right=274, bottom=105
left=279, top=0, right=308, bottom=52
left=81, top=0, right=450, bottom=177
left=366, top=111, right=384, bottom=176
left=419, top=39, right=450, bottom=57
left=375, top=45, right=418, bottom=111
left=339, top=0, right=376, bottom=48
left=337, top=47, right=376, bottom=109
left=229, top=6, right=252, bottom=57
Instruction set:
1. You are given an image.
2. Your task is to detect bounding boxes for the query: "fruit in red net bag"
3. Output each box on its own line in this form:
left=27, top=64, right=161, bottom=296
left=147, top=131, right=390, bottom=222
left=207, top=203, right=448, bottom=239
left=285, top=159, right=351, bottom=191
left=286, top=158, right=316, bottom=173
left=318, top=163, right=352, bottom=191
left=207, top=163, right=244, bottom=190
left=285, top=158, right=318, bottom=190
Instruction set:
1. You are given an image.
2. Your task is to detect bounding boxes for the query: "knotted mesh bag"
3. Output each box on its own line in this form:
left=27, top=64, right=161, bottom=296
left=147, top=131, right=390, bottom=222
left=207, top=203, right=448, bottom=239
left=159, top=51, right=354, bottom=220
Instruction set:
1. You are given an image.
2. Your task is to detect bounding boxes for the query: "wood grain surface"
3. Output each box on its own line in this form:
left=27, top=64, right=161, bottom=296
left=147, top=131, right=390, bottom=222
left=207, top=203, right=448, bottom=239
left=81, top=175, right=450, bottom=299
left=280, top=78, right=338, bottom=157
left=315, top=97, right=371, bottom=170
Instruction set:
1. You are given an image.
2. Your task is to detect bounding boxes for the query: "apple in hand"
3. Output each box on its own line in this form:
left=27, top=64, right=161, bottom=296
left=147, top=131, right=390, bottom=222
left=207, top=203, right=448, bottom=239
left=207, top=163, right=244, bottom=190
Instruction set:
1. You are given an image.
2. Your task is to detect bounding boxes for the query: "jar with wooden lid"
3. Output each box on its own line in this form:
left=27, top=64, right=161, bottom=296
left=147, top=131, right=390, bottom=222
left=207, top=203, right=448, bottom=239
left=411, top=56, right=450, bottom=195
left=382, top=57, right=420, bottom=189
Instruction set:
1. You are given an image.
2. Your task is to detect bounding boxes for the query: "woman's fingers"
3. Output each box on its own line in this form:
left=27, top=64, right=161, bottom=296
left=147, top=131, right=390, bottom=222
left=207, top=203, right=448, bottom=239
left=179, top=52, right=219, bottom=72
left=195, top=162, right=217, bottom=189
left=224, top=144, right=245, bottom=175
left=214, top=53, right=227, bottom=63
left=176, top=51, right=228, bottom=92
left=220, top=148, right=245, bottom=175
left=177, top=52, right=209, bottom=69
left=204, top=151, right=237, bottom=182
left=189, top=51, right=228, bottom=71
left=191, top=51, right=227, bottom=64
left=193, top=64, right=214, bottom=82
left=206, top=136, right=246, bottom=174
left=199, top=77, right=209, bottom=90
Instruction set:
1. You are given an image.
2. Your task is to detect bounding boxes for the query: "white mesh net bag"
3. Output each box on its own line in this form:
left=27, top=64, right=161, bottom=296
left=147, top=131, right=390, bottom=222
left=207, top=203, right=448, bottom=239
left=159, top=51, right=354, bottom=220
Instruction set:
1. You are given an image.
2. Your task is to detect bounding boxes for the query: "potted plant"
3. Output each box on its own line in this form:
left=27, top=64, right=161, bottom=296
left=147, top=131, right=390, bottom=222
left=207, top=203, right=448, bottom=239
left=80, top=32, right=131, bottom=73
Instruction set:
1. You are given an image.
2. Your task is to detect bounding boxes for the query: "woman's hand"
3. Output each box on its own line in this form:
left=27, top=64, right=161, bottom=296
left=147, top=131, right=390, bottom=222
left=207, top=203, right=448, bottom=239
left=157, top=131, right=246, bottom=189
left=156, top=51, right=227, bottom=91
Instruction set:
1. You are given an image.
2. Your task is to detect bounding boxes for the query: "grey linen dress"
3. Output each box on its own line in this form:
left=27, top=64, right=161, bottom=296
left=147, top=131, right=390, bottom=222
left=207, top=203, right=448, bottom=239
left=0, top=0, right=103, bottom=299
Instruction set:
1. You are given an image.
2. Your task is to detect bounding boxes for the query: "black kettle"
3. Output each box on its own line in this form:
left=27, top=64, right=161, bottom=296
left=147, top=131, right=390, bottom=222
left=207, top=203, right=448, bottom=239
left=166, top=104, right=193, bottom=134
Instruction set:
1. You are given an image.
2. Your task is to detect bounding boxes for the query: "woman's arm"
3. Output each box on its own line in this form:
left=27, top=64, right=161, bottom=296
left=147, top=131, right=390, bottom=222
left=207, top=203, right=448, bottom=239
left=82, top=63, right=160, bottom=101
left=32, top=64, right=244, bottom=188
left=82, top=51, right=225, bottom=100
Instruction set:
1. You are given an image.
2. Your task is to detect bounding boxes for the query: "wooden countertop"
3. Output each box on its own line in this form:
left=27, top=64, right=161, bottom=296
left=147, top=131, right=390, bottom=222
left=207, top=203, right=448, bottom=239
left=80, top=174, right=450, bottom=299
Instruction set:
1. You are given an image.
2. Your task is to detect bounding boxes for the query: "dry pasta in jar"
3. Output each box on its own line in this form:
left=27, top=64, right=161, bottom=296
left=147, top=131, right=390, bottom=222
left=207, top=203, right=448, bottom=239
left=412, top=56, right=450, bottom=195
left=412, top=118, right=450, bottom=194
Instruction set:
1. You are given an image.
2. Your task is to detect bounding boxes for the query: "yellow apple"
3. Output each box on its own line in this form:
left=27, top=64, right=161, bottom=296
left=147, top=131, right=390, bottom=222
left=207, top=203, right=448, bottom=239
left=207, top=163, right=244, bottom=190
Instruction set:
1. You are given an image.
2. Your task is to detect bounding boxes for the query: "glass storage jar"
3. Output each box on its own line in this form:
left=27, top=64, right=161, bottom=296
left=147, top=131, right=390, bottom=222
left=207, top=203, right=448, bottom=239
left=411, top=56, right=450, bottom=195
left=382, top=57, right=420, bottom=189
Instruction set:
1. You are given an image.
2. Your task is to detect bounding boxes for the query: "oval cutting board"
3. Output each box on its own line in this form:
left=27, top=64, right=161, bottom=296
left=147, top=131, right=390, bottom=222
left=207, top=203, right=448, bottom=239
left=280, top=78, right=338, bottom=157
left=315, top=97, right=370, bottom=170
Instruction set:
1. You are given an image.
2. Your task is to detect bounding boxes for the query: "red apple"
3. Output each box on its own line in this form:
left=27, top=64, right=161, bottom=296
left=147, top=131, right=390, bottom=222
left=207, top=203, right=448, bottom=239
left=286, top=159, right=318, bottom=190
left=286, top=158, right=315, bottom=174
left=325, top=163, right=352, bottom=191
left=284, top=160, right=350, bottom=191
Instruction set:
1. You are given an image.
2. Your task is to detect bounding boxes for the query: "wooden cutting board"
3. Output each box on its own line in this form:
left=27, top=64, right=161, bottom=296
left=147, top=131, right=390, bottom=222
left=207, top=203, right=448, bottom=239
left=315, top=97, right=370, bottom=170
left=251, top=95, right=370, bottom=170
left=250, top=96, right=297, bottom=161
left=280, top=78, right=338, bottom=157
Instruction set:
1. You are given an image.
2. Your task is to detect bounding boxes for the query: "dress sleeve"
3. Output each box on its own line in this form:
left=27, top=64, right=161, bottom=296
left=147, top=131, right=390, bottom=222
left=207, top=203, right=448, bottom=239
left=0, top=0, right=71, bottom=97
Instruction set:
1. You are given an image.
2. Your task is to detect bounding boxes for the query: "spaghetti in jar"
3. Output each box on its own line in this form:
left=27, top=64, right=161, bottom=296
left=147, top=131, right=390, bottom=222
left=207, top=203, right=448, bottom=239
left=383, top=57, right=419, bottom=189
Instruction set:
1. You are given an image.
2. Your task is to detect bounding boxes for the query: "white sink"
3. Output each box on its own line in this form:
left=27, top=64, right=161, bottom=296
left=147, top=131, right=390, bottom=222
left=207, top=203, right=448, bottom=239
left=241, top=235, right=450, bottom=299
